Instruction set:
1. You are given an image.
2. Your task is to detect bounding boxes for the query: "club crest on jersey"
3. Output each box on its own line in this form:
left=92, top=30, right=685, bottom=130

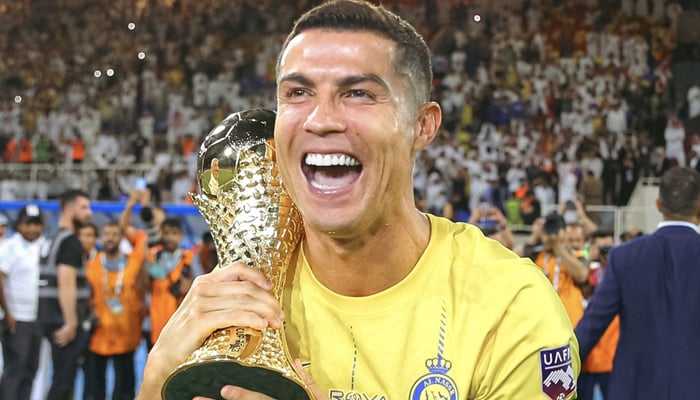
left=540, top=344, right=576, bottom=400
left=409, top=357, right=458, bottom=400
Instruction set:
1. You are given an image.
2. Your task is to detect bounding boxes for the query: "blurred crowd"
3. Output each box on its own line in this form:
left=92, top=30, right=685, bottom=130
left=0, top=0, right=699, bottom=226
left=1, top=1, right=700, bottom=398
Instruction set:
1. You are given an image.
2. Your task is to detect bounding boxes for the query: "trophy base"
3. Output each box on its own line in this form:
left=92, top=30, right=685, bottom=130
left=162, top=360, right=312, bottom=400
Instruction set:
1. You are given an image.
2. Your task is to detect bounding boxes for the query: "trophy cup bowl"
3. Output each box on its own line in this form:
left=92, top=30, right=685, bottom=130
left=161, top=109, right=312, bottom=400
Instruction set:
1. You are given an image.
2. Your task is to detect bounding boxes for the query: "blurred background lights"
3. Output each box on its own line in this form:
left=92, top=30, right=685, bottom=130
left=137, top=51, right=146, bottom=60
left=93, top=70, right=102, bottom=78
left=473, top=14, right=481, bottom=22
left=14, top=96, right=22, bottom=103
left=106, top=68, right=115, bottom=77
left=128, top=22, right=136, bottom=30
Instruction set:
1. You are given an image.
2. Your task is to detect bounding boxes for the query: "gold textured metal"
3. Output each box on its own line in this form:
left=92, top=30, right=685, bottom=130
left=161, top=109, right=312, bottom=400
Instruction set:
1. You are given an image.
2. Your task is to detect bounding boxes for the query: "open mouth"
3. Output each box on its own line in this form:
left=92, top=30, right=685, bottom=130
left=302, top=153, right=362, bottom=191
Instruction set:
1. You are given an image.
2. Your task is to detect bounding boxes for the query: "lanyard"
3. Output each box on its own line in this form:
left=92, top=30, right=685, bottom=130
left=543, top=253, right=561, bottom=294
left=101, top=253, right=126, bottom=295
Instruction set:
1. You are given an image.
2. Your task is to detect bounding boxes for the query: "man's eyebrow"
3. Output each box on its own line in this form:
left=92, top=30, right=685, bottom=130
left=337, top=74, right=389, bottom=91
left=278, top=72, right=314, bottom=87
left=278, top=72, right=389, bottom=92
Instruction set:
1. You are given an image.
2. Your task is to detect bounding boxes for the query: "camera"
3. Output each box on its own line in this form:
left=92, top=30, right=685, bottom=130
left=565, top=200, right=576, bottom=210
left=599, top=245, right=612, bottom=258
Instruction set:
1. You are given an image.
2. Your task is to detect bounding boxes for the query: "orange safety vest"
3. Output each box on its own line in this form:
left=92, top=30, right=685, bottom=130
left=19, top=139, right=32, bottom=163
left=3, top=139, right=16, bottom=163
left=148, top=246, right=193, bottom=344
left=582, top=315, right=620, bottom=373
left=535, top=251, right=585, bottom=327
left=86, top=247, right=145, bottom=356
left=72, top=139, right=85, bottom=161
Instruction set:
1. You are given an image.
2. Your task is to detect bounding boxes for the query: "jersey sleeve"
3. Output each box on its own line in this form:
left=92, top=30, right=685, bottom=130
left=473, top=263, right=581, bottom=400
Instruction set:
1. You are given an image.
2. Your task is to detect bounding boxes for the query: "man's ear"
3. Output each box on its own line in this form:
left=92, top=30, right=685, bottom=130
left=413, top=101, right=442, bottom=152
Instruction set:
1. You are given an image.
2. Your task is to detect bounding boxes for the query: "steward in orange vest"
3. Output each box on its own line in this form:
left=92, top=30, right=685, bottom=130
left=84, top=222, right=145, bottom=400
left=146, top=217, right=193, bottom=344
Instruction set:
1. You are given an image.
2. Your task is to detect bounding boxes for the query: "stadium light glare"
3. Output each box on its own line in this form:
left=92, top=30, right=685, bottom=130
left=474, top=14, right=481, bottom=22
left=128, top=22, right=136, bottom=31
left=137, top=51, right=146, bottom=60
left=14, top=96, right=22, bottom=103
left=106, top=68, right=115, bottom=77
left=94, top=70, right=102, bottom=78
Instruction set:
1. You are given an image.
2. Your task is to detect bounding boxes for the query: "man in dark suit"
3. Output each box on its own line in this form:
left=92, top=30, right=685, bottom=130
left=575, top=166, right=700, bottom=400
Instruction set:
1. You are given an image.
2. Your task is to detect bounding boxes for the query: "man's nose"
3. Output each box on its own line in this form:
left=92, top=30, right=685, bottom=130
left=303, top=98, right=347, bottom=135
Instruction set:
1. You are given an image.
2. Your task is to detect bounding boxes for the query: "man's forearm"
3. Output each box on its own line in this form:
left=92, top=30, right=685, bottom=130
left=137, top=353, right=170, bottom=399
left=57, top=265, right=78, bottom=326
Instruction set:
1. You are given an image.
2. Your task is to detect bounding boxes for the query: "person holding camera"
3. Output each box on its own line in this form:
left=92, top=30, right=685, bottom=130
left=577, top=231, right=618, bottom=400
left=468, top=202, right=514, bottom=249
left=533, top=213, right=590, bottom=326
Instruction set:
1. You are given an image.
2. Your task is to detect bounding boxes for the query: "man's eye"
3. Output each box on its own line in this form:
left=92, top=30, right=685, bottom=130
left=347, top=89, right=369, bottom=98
left=288, top=88, right=308, bottom=97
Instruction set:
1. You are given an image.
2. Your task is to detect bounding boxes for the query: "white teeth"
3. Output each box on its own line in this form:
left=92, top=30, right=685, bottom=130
left=305, top=153, right=360, bottom=167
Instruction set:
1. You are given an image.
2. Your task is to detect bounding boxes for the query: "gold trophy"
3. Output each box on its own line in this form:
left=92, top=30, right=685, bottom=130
left=162, top=109, right=312, bottom=399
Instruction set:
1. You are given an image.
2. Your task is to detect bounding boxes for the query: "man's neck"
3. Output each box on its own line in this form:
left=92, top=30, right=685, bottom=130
left=58, top=216, right=74, bottom=233
left=302, top=209, right=431, bottom=297
left=104, top=250, right=121, bottom=260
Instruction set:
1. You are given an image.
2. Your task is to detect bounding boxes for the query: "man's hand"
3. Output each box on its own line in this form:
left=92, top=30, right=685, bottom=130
left=3, top=314, right=16, bottom=334
left=137, top=262, right=284, bottom=399
left=53, top=322, right=77, bottom=347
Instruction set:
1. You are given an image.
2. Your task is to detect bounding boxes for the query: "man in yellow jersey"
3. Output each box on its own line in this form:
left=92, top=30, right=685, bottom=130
left=138, top=1, right=580, bottom=399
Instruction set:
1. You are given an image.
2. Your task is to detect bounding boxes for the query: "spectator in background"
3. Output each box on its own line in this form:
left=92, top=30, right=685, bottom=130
left=664, top=116, right=686, bottom=167
left=37, top=189, right=92, bottom=400
left=144, top=218, right=192, bottom=346
left=0, top=215, right=8, bottom=245
left=469, top=202, right=514, bottom=249
left=576, top=167, right=700, bottom=400
left=565, top=221, right=589, bottom=259
left=618, top=227, right=644, bottom=243
left=577, top=230, right=618, bottom=400
left=84, top=222, right=145, bottom=400
left=687, top=81, right=700, bottom=120
left=190, top=232, right=217, bottom=277
left=520, top=189, right=542, bottom=225
left=534, top=213, right=589, bottom=328
left=77, top=222, right=99, bottom=264
left=0, top=205, right=45, bottom=400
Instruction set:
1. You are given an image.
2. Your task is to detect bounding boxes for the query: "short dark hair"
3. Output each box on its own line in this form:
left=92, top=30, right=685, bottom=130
left=161, top=217, right=183, bottom=232
left=277, top=0, right=432, bottom=105
left=101, top=221, right=122, bottom=234
left=590, top=230, right=614, bottom=241
left=80, top=221, right=99, bottom=237
left=60, top=189, right=90, bottom=210
left=658, top=167, right=700, bottom=218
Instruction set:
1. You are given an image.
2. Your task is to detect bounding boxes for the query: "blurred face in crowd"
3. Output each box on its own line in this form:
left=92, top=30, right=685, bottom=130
left=100, top=224, right=123, bottom=256
left=589, top=235, right=615, bottom=266
left=161, top=225, right=183, bottom=252
left=565, top=225, right=586, bottom=251
left=78, top=225, right=98, bottom=253
left=17, top=221, right=44, bottom=242
left=275, top=29, right=440, bottom=239
left=66, top=195, right=92, bottom=229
